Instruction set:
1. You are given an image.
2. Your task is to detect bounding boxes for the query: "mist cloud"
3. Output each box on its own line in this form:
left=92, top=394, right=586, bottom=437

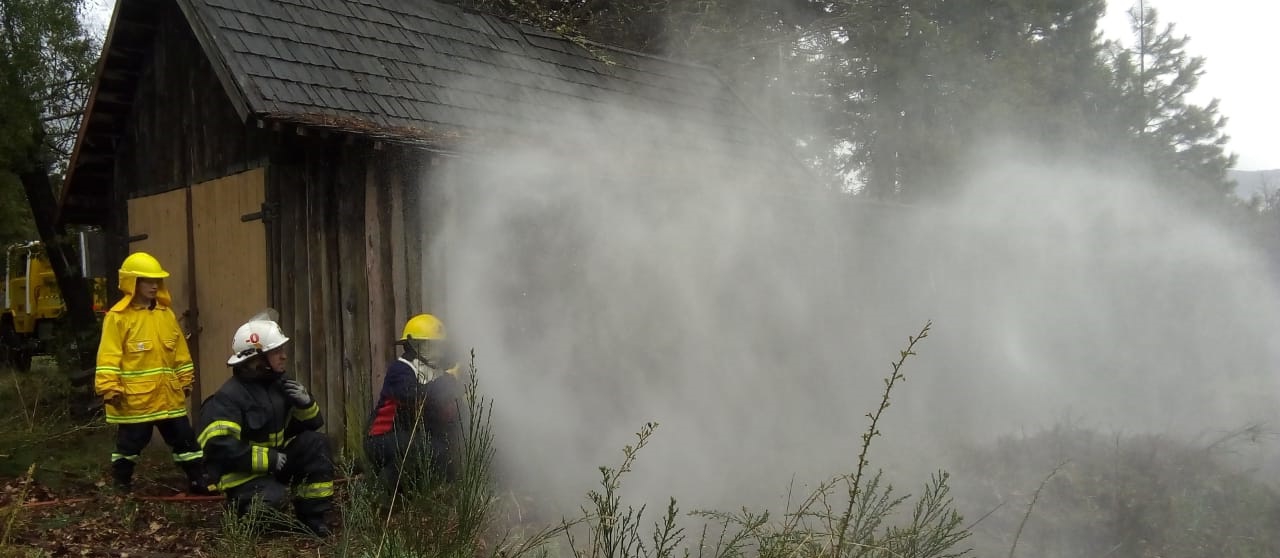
left=415, top=60, right=1280, bottom=517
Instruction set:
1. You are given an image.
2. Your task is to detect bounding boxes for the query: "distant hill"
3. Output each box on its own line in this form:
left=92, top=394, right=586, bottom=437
left=1229, top=169, right=1280, bottom=201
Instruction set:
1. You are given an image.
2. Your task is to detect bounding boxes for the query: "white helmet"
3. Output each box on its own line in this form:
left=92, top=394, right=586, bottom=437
left=227, top=319, right=290, bottom=365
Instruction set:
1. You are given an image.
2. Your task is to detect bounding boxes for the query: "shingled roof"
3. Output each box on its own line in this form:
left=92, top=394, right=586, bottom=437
left=60, top=0, right=800, bottom=224
left=186, top=0, right=770, bottom=145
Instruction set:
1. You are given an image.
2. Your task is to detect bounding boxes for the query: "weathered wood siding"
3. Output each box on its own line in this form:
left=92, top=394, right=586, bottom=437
left=113, top=1, right=267, bottom=199
left=416, top=157, right=451, bottom=315
left=107, top=0, right=276, bottom=408
left=96, top=0, right=452, bottom=449
left=269, top=139, right=431, bottom=450
left=270, top=138, right=341, bottom=445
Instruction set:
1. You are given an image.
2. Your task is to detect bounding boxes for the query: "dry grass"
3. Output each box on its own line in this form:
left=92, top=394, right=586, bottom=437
left=11, top=325, right=1270, bottom=558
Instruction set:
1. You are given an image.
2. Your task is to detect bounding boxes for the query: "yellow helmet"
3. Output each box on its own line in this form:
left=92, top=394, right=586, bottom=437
left=401, top=314, right=445, bottom=341
left=119, top=252, right=170, bottom=279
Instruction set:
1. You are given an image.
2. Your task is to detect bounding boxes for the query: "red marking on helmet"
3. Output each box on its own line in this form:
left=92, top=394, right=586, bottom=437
left=248, top=332, right=260, bottom=344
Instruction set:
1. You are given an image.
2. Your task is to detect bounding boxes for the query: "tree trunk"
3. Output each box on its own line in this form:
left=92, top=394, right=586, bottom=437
left=16, top=125, right=98, bottom=373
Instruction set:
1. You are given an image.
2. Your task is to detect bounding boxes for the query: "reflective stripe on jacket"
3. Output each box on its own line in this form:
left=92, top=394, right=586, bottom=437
left=94, top=301, right=194, bottom=424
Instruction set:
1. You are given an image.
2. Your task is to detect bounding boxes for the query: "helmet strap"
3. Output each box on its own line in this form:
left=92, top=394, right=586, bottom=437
left=398, top=339, right=430, bottom=366
left=399, top=340, right=436, bottom=382
left=253, top=356, right=283, bottom=380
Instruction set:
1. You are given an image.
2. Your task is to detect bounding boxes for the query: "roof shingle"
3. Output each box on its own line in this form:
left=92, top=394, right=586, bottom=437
left=183, top=0, right=779, bottom=154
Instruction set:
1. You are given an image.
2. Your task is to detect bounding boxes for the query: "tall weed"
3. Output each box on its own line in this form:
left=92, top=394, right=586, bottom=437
left=561, top=321, right=971, bottom=558
left=307, top=323, right=971, bottom=558
left=330, top=351, right=565, bottom=558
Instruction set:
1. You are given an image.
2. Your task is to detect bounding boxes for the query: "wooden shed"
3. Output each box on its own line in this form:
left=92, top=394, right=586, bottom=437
left=57, top=0, right=795, bottom=445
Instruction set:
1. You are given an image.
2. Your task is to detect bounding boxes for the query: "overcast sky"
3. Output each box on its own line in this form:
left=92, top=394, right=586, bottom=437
left=1100, top=1, right=1279, bottom=171
left=80, top=0, right=1277, bottom=171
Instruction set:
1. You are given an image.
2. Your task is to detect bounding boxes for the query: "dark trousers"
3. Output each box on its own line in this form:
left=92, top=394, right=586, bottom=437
left=112, top=416, right=206, bottom=487
left=364, top=426, right=458, bottom=492
left=224, top=430, right=335, bottom=519
left=365, top=431, right=423, bottom=492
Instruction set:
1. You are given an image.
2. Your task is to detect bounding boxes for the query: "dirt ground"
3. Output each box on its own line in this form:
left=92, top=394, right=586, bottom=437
left=0, top=364, right=327, bottom=557
left=0, top=463, right=331, bottom=557
left=0, top=366, right=548, bottom=558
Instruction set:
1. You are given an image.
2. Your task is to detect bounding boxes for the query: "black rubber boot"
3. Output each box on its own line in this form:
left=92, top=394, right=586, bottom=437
left=294, top=493, right=333, bottom=538
left=110, top=459, right=134, bottom=493
left=297, top=511, right=332, bottom=538
left=180, top=460, right=216, bottom=495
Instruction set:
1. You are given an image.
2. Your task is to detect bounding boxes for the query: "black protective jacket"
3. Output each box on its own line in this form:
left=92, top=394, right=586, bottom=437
left=196, top=372, right=323, bottom=491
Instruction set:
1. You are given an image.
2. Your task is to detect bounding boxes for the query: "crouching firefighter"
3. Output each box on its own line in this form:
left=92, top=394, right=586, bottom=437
left=364, top=314, right=468, bottom=492
left=196, top=318, right=334, bottom=537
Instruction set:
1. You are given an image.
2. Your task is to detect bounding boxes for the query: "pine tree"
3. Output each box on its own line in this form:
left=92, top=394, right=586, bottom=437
left=1103, top=4, right=1236, bottom=200
left=819, top=0, right=1110, bottom=198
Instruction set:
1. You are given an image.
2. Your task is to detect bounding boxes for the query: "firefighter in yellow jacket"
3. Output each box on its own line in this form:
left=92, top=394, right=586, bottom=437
left=95, top=252, right=211, bottom=494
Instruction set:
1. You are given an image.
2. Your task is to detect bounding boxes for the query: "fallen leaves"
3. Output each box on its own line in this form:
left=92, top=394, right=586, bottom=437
left=0, top=472, right=224, bottom=557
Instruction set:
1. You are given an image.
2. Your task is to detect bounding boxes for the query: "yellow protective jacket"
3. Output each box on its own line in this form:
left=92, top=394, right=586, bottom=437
left=94, top=275, right=194, bottom=424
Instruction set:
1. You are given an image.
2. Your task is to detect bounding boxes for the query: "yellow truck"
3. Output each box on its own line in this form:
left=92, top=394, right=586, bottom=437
left=1, top=234, right=107, bottom=371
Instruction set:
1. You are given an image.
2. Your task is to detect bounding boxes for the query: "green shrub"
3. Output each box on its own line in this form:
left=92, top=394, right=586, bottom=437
left=952, top=424, right=1280, bottom=558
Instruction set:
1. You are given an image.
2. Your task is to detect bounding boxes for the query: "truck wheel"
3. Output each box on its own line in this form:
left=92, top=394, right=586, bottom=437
left=0, top=318, right=19, bottom=371
left=12, top=348, right=32, bottom=373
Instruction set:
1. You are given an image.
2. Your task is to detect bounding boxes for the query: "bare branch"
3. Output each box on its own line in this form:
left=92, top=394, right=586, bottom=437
left=40, top=109, right=83, bottom=122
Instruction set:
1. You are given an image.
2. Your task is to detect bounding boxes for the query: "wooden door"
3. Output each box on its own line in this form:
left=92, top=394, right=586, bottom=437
left=126, top=189, right=196, bottom=412
left=125, top=189, right=193, bottom=349
left=190, top=168, right=267, bottom=399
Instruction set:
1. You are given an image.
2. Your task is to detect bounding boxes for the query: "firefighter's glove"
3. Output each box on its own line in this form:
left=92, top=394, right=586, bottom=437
left=272, top=451, right=288, bottom=473
left=103, top=391, right=123, bottom=405
left=281, top=379, right=314, bottom=408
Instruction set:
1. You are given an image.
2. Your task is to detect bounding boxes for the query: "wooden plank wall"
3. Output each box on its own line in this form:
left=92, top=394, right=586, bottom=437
left=333, top=145, right=370, bottom=450
left=109, top=2, right=268, bottom=396
left=402, top=158, right=426, bottom=317
left=420, top=155, right=453, bottom=315
left=115, top=1, right=266, bottom=200
left=268, top=140, right=432, bottom=451
left=363, top=161, right=388, bottom=408
left=388, top=159, right=409, bottom=360
left=366, top=148, right=431, bottom=409
left=270, top=138, right=343, bottom=445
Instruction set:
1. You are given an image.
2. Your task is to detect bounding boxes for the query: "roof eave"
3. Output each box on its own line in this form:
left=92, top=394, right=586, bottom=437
left=174, top=0, right=257, bottom=122
left=56, top=1, right=128, bottom=227
left=255, top=112, right=465, bottom=155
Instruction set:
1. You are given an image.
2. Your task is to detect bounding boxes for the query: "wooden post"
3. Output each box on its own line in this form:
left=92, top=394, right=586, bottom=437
left=336, top=144, right=370, bottom=449
left=288, top=148, right=314, bottom=409
left=183, top=186, right=202, bottom=405
left=303, top=143, right=330, bottom=420
left=321, top=145, right=344, bottom=443
left=364, top=152, right=394, bottom=412
left=388, top=150, right=408, bottom=336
